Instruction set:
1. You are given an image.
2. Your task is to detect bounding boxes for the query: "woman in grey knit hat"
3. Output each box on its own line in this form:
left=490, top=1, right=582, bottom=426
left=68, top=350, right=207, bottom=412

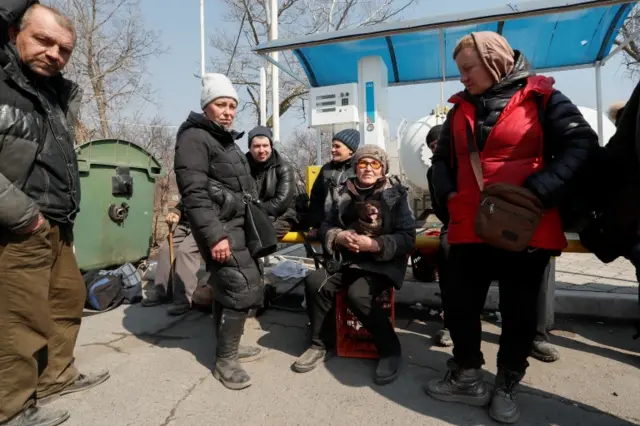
left=174, top=73, right=263, bottom=391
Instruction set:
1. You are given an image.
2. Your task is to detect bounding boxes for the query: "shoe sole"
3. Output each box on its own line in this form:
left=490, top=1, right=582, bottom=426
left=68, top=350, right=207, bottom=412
left=292, top=352, right=332, bottom=373
left=43, top=411, right=71, bottom=426
left=292, top=362, right=320, bottom=373
left=531, top=351, right=559, bottom=363
left=424, top=385, right=492, bottom=407
left=239, top=353, right=262, bottom=363
left=213, top=370, right=252, bottom=390
left=38, top=372, right=111, bottom=406
left=489, top=408, right=521, bottom=424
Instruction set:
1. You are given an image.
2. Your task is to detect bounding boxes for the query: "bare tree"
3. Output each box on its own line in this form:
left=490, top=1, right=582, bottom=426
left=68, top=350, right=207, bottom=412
left=616, top=5, right=640, bottom=76
left=279, top=128, right=331, bottom=183
left=53, top=0, right=165, bottom=139
left=129, top=116, right=179, bottom=246
left=210, top=0, right=414, bottom=128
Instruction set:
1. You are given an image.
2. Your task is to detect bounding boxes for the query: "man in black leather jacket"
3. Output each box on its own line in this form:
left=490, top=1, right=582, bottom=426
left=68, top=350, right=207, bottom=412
left=245, top=126, right=296, bottom=238
left=0, top=3, right=109, bottom=425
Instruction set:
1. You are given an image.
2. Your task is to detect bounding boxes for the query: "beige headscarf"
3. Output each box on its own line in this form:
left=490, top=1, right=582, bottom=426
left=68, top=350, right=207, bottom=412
left=470, top=32, right=515, bottom=84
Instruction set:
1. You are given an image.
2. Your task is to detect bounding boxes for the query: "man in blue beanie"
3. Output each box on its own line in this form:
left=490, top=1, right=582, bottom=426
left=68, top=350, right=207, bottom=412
left=307, top=128, right=360, bottom=233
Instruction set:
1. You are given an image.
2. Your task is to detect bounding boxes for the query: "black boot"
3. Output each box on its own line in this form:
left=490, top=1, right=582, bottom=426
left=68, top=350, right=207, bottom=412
left=213, top=302, right=261, bottom=363
left=213, top=307, right=252, bottom=390
left=425, top=359, right=491, bottom=407
left=489, top=368, right=523, bottom=424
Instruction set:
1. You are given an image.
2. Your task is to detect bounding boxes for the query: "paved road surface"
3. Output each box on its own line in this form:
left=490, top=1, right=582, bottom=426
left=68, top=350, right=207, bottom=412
left=48, top=304, right=640, bottom=426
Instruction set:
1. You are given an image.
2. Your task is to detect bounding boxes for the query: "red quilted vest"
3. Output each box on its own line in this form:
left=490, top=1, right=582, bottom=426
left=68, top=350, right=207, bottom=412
left=446, top=76, right=567, bottom=251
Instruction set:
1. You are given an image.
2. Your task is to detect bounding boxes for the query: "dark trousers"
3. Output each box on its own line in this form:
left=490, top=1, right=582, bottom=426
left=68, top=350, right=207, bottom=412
left=624, top=241, right=640, bottom=306
left=304, top=268, right=401, bottom=357
left=0, top=221, right=85, bottom=422
left=446, top=244, right=550, bottom=374
left=534, top=262, right=553, bottom=342
left=437, top=227, right=450, bottom=329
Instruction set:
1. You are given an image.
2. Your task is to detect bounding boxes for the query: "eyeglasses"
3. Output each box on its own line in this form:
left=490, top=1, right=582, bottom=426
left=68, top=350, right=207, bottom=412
left=357, top=160, right=382, bottom=170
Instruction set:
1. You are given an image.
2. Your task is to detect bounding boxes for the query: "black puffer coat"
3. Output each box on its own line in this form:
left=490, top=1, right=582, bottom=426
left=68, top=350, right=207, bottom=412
left=308, top=158, right=354, bottom=229
left=174, top=112, right=262, bottom=310
left=432, top=51, right=599, bottom=213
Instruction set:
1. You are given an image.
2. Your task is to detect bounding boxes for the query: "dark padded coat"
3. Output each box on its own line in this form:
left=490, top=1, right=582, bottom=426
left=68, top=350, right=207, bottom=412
left=320, top=177, right=416, bottom=288
left=174, top=112, right=262, bottom=310
left=308, top=158, right=354, bottom=229
left=0, top=44, right=82, bottom=231
left=431, top=52, right=599, bottom=215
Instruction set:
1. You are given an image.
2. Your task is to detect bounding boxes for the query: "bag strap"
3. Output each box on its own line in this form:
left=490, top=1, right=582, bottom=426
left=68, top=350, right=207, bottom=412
left=465, top=94, right=547, bottom=193
left=465, top=124, right=484, bottom=191
left=235, top=175, right=253, bottom=205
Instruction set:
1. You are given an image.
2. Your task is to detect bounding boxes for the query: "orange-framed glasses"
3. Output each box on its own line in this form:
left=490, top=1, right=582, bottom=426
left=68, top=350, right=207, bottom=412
left=357, top=159, right=382, bottom=170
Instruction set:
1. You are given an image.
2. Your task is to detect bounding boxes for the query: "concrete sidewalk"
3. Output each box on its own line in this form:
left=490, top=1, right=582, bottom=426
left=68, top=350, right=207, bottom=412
left=49, top=305, right=640, bottom=426
left=268, top=249, right=640, bottom=320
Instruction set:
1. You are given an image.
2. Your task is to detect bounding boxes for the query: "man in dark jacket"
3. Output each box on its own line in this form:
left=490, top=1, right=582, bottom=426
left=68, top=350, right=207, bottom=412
left=0, top=4, right=110, bottom=426
left=425, top=125, right=453, bottom=348
left=307, top=128, right=361, bottom=231
left=293, top=145, right=416, bottom=385
left=245, top=126, right=296, bottom=238
left=142, top=202, right=202, bottom=316
left=174, top=73, right=262, bottom=391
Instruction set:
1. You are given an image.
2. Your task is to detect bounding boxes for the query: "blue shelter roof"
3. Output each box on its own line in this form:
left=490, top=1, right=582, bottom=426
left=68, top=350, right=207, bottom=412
left=254, top=0, right=635, bottom=87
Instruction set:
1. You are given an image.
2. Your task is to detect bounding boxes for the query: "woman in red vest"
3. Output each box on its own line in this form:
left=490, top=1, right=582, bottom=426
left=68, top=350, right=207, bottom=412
left=425, top=32, right=599, bottom=423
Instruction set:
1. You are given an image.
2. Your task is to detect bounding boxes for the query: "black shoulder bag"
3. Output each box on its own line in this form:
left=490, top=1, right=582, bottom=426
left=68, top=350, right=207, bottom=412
left=237, top=177, right=278, bottom=258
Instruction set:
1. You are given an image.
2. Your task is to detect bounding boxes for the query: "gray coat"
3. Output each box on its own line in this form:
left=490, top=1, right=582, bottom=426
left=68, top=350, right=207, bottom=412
left=319, top=178, right=416, bottom=288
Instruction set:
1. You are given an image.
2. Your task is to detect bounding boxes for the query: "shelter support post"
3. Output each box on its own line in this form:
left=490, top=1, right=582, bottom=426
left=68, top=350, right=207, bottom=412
left=199, top=0, right=205, bottom=78
left=260, top=67, right=267, bottom=126
left=269, top=0, right=280, bottom=148
left=595, top=62, right=604, bottom=146
left=316, top=128, right=322, bottom=165
left=439, top=29, right=446, bottom=110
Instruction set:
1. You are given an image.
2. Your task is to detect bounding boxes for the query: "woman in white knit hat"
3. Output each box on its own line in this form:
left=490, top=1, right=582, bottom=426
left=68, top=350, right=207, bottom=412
left=174, top=73, right=263, bottom=391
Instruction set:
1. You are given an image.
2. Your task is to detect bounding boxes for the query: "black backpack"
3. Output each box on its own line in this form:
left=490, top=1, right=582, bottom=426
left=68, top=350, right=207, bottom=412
left=83, top=270, right=125, bottom=311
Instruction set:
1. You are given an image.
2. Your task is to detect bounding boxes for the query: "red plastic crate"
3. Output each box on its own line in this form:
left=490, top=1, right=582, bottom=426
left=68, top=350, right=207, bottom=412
left=335, top=287, right=395, bottom=359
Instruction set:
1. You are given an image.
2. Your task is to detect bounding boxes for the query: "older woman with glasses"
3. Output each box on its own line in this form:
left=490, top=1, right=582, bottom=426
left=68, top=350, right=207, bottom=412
left=292, top=145, right=416, bottom=385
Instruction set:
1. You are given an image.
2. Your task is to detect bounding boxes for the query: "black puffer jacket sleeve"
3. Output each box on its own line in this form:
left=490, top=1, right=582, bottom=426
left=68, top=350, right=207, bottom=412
left=524, top=90, right=600, bottom=209
left=0, top=0, right=37, bottom=24
left=308, top=164, right=327, bottom=229
left=427, top=166, right=450, bottom=225
left=261, top=162, right=295, bottom=218
left=174, top=128, right=227, bottom=249
left=430, top=109, right=457, bottom=211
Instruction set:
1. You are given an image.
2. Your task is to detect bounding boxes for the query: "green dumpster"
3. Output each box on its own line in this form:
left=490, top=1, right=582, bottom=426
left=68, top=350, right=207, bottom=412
left=73, top=139, right=164, bottom=271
